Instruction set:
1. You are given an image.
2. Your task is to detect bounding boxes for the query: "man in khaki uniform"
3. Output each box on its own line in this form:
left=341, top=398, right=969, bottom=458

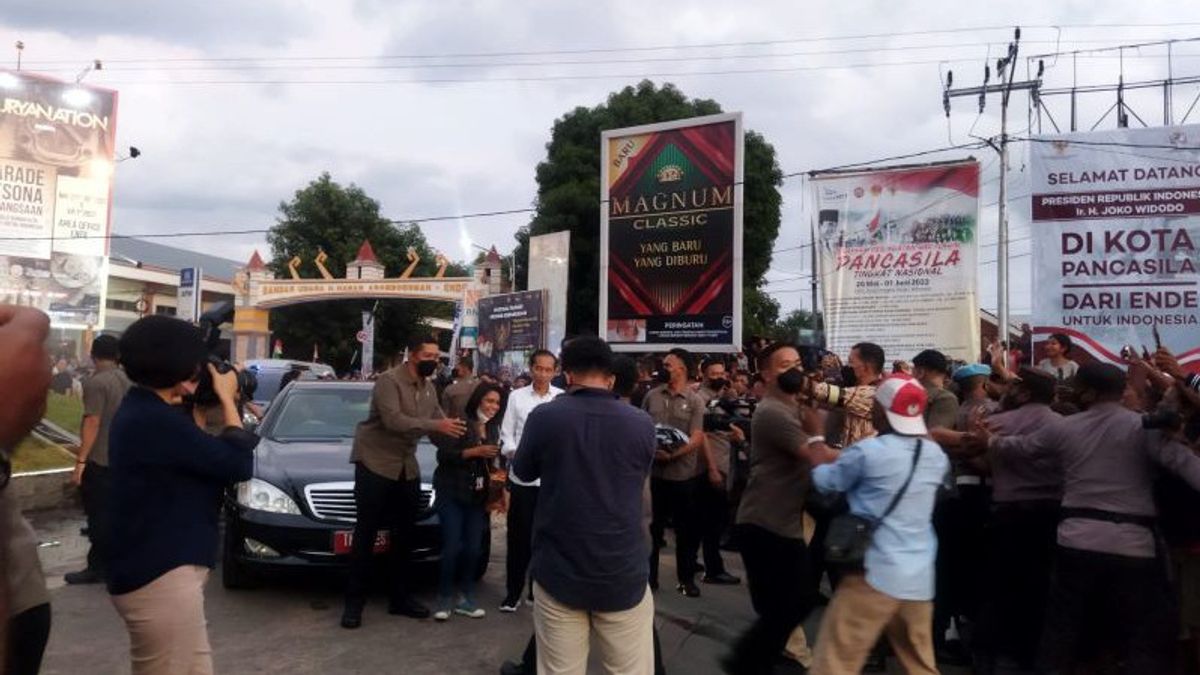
left=342, top=335, right=467, bottom=629
left=440, top=356, right=479, bottom=420
left=643, top=348, right=718, bottom=598
left=66, top=334, right=130, bottom=585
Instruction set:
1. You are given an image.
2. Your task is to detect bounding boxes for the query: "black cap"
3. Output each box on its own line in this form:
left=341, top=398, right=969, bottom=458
left=912, top=349, right=949, bottom=375
left=91, top=334, right=120, bottom=361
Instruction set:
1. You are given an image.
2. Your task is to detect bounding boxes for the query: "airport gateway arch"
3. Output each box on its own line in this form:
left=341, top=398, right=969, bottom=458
left=229, top=240, right=492, bottom=362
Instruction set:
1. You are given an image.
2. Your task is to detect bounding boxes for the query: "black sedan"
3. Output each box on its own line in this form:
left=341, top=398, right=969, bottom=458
left=221, top=380, right=488, bottom=588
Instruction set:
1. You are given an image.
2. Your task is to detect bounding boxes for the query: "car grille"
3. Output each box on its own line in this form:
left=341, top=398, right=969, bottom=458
left=303, top=481, right=434, bottom=522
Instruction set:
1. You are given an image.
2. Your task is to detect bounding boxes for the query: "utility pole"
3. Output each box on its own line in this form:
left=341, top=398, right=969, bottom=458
left=943, top=27, right=1042, bottom=347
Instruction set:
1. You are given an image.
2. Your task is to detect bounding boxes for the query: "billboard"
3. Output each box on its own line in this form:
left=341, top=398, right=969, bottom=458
left=476, top=289, right=546, bottom=379
left=600, top=113, right=743, bottom=352
left=0, top=70, right=118, bottom=328
left=812, top=160, right=981, bottom=361
left=527, top=231, right=569, bottom=354
left=1030, top=125, right=1200, bottom=367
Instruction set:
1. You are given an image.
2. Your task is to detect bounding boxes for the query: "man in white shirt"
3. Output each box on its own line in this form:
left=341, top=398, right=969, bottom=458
left=499, top=349, right=563, bottom=612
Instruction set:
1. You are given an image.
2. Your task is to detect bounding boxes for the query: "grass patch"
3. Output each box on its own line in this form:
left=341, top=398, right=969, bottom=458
left=43, top=392, right=83, bottom=436
left=12, top=435, right=75, bottom=473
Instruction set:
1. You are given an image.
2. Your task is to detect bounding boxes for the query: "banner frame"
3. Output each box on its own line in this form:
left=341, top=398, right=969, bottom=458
left=599, top=112, right=744, bottom=353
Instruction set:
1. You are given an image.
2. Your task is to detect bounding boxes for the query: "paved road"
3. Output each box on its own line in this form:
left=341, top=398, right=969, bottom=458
left=30, top=507, right=977, bottom=674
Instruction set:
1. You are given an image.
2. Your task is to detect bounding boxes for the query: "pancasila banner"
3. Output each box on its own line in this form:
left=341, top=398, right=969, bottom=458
left=0, top=70, right=118, bottom=329
left=600, top=113, right=743, bottom=352
left=812, top=160, right=981, bottom=361
left=1031, top=125, right=1200, bottom=367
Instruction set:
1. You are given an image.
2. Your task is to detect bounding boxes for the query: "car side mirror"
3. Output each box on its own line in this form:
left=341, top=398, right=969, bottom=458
left=242, top=412, right=259, bottom=433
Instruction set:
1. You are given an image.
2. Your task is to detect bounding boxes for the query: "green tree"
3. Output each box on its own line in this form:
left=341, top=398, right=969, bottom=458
left=266, top=173, right=454, bottom=372
left=513, top=80, right=783, bottom=342
left=770, top=308, right=824, bottom=343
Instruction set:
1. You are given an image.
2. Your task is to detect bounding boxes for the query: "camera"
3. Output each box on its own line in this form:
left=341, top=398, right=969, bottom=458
left=192, top=302, right=257, bottom=408
left=703, top=396, right=755, bottom=435
left=1142, top=408, right=1183, bottom=431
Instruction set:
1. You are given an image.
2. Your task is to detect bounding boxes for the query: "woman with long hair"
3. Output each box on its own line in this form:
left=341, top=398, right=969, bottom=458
left=432, top=381, right=506, bottom=620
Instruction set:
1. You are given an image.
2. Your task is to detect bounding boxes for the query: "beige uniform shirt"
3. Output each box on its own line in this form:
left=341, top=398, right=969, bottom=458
left=642, top=384, right=705, bottom=482
left=81, top=364, right=131, bottom=467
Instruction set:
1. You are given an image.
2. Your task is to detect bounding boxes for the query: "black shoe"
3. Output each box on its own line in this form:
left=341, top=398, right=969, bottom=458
left=676, top=582, right=701, bottom=598
left=340, top=601, right=364, bottom=629
left=862, top=651, right=887, bottom=672
left=499, top=595, right=522, bottom=613
left=388, top=596, right=431, bottom=619
left=702, top=572, right=741, bottom=585
left=500, top=660, right=530, bottom=675
left=64, top=568, right=103, bottom=585
left=649, top=578, right=659, bottom=592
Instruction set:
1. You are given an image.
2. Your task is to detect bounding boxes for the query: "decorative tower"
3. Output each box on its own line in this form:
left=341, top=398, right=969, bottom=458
left=475, top=246, right=506, bottom=295
left=232, top=250, right=274, bottom=362
left=346, top=240, right=386, bottom=280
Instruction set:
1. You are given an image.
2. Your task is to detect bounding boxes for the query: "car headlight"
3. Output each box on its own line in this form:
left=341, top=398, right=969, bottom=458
left=236, top=478, right=301, bottom=515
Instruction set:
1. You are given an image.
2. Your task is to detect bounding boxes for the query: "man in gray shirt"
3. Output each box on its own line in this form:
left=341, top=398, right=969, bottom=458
left=982, top=363, right=1200, bottom=673
left=65, top=335, right=130, bottom=585
left=724, top=342, right=816, bottom=675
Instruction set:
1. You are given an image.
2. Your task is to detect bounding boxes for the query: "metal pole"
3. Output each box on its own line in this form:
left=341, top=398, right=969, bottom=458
left=810, top=218, right=819, bottom=325
left=998, top=95, right=1010, bottom=348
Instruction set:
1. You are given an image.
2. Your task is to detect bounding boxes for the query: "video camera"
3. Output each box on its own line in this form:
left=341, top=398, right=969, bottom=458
left=703, top=396, right=755, bottom=435
left=192, top=301, right=257, bottom=407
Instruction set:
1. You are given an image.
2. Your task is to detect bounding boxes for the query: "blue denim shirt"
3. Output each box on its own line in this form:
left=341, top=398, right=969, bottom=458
left=812, top=433, right=949, bottom=601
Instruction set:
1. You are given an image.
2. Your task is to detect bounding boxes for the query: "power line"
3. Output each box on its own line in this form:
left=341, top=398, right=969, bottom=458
left=32, top=24, right=1195, bottom=65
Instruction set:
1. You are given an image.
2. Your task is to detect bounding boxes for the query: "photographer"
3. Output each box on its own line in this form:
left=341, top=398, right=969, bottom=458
left=978, top=363, right=1200, bottom=673
left=106, top=315, right=258, bottom=675
left=697, top=358, right=744, bottom=585
left=809, top=342, right=886, bottom=447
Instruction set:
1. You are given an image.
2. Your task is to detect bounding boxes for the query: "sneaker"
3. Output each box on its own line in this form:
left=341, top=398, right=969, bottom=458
left=676, top=582, right=701, bottom=598
left=455, top=602, right=486, bottom=619
left=499, top=596, right=522, bottom=613
left=433, top=609, right=451, bottom=622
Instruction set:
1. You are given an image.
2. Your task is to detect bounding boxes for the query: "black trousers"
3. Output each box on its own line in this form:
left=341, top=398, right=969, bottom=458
left=1040, top=545, right=1177, bottom=674
left=506, top=482, right=539, bottom=601
left=975, top=500, right=1058, bottom=669
left=80, top=461, right=111, bottom=574
left=649, top=476, right=701, bottom=586
left=345, top=464, right=422, bottom=604
left=728, top=524, right=814, bottom=675
left=696, top=479, right=730, bottom=577
left=933, top=483, right=990, bottom=647
left=8, top=602, right=50, bottom=675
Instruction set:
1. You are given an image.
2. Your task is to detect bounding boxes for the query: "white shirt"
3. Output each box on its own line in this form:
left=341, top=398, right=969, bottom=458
left=501, top=383, right=563, bottom=487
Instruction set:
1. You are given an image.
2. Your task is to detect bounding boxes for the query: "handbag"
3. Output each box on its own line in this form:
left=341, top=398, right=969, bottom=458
left=823, top=439, right=923, bottom=569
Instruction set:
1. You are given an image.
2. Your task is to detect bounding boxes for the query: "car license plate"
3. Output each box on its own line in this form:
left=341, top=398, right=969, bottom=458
left=333, top=530, right=390, bottom=555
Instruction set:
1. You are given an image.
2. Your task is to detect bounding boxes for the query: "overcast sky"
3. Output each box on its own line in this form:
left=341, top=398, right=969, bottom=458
left=5, top=0, right=1200, bottom=317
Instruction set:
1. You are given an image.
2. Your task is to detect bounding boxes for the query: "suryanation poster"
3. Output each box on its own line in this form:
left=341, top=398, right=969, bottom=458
left=0, top=69, right=117, bottom=329
left=1031, top=125, right=1200, bottom=368
left=812, top=160, right=981, bottom=361
left=600, top=113, right=743, bottom=352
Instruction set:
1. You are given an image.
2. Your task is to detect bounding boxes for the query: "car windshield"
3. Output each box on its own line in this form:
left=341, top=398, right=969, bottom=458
left=265, top=388, right=371, bottom=441
left=252, top=370, right=286, bottom=402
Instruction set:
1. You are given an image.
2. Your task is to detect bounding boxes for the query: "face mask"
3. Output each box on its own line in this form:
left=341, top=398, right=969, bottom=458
left=477, top=410, right=494, bottom=423
left=656, top=369, right=671, bottom=384
left=777, top=368, right=806, bottom=395
left=707, top=378, right=728, bottom=391
left=416, top=360, right=438, bottom=378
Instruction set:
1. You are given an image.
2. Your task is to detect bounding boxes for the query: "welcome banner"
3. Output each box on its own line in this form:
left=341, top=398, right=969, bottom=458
left=812, top=160, right=981, bottom=361
left=0, top=69, right=117, bottom=328
left=1030, top=125, right=1200, bottom=367
left=600, top=113, right=743, bottom=352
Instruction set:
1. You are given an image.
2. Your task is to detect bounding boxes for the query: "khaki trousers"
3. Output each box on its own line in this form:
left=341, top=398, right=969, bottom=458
left=810, top=574, right=937, bottom=675
left=111, top=565, right=214, bottom=675
left=532, top=582, right=655, bottom=675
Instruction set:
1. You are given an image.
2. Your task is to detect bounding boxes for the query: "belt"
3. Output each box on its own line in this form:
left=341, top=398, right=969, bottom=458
left=1059, top=506, right=1156, bottom=528
left=955, top=475, right=986, bottom=486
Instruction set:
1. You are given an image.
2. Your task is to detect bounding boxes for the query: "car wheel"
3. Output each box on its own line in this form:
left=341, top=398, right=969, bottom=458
left=221, top=516, right=259, bottom=590
left=474, top=523, right=491, bottom=580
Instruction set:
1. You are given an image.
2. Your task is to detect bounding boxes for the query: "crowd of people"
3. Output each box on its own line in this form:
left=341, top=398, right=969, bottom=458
left=4, top=303, right=1200, bottom=674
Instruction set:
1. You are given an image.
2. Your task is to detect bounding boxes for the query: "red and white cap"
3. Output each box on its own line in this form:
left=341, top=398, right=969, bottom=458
left=874, top=373, right=928, bottom=436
